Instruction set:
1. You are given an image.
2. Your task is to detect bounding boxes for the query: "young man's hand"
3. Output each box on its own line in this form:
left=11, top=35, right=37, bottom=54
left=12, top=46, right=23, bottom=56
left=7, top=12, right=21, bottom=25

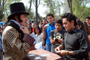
left=55, top=46, right=61, bottom=52
left=43, top=25, right=49, bottom=31
left=58, top=50, right=68, bottom=56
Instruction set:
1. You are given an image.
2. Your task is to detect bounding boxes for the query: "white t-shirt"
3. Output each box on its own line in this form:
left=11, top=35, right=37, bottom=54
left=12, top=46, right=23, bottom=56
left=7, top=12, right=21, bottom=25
left=35, top=33, right=43, bottom=44
left=30, top=32, right=36, bottom=44
left=35, top=33, right=44, bottom=49
left=30, top=32, right=35, bottom=39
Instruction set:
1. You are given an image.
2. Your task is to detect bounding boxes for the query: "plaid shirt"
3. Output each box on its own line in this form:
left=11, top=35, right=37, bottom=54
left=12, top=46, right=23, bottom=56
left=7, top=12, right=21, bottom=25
left=2, top=26, right=31, bottom=60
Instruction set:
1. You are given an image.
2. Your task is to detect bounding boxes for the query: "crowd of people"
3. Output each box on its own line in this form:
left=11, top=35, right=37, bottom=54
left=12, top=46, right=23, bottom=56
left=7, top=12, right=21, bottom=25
left=0, top=2, right=90, bottom=60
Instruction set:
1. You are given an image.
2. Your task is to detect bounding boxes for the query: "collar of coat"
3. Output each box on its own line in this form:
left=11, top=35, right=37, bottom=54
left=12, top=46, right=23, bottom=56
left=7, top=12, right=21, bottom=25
left=7, top=20, right=24, bottom=42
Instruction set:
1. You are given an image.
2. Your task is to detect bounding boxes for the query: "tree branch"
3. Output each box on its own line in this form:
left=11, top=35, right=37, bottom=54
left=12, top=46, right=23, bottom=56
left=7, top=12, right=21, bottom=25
left=2, top=0, right=4, bottom=11
left=28, top=0, right=32, bottom=13
left=0, top=0, right=1, bottom=8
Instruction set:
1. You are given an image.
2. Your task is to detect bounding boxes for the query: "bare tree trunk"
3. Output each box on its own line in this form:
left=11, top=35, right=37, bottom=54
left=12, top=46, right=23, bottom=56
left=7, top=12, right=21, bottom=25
left=28, top=0, right=32, bottom=13
left=2, top=0, right=7, bottom=11
left=70, top=0, right=72, bottom=13
left=0, top=19, right=2, bottom=22
left=0, top=0, right=1, bottom=8
left=67, top=0, right=73, bottom=13
left=2, top=0, right=4, bottom=11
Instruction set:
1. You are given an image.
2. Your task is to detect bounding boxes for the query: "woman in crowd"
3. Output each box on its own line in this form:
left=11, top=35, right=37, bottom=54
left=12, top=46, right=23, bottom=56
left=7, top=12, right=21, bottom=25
left=34, top=26, right=44, bottom=50
left=32, top=23, right=36, bottom=33
left=28, top=26, right=36, bottom=50
left=28, top=26, right=35, bottom=39
left=76, top=19, right=90, bottom=59
left=38, top=20, right=43, bottom=29
left=82, top=21, right=90, bottom=35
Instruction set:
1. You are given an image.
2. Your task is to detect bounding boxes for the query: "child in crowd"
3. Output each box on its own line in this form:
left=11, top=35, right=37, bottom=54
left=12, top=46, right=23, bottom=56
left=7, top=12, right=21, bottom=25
left=50, top=19, right=66, bottom=54
left=32, top=23, right=36, bottom=33
left=28, top=26, right=36, bottom=50
left=34, top=26, right=44, bottom=50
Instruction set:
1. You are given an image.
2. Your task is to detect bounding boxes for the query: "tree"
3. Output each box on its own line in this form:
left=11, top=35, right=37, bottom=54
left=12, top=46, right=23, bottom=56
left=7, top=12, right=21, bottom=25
left=67, top=0, right=72, bottom=13
left=25, top=6, right=35, bottom=20
left=0, top=0, right=21, bottom=21
left=43, top=0, right=62, bottom=17
left=28, top=0, right=32, bottom=13
left=0, top=0, right=7, bottom=21
left=72, top=0, right=90, bottom=20
left=0, top=9, right=4, bottom=20
left=62, top=0, right=90, bottom=20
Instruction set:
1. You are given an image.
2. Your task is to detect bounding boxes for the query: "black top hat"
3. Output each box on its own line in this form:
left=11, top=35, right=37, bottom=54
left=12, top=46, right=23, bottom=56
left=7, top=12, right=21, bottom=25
left=8, top=2, right=29, bottom=20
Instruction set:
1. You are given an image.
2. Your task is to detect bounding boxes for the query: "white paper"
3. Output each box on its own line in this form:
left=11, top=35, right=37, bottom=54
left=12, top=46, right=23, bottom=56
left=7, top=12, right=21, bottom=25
left=39, top=54, right=50, bottom=57
left=34, top=57, right=40, bottom=60
left=28, top=54, right=35, bottom=56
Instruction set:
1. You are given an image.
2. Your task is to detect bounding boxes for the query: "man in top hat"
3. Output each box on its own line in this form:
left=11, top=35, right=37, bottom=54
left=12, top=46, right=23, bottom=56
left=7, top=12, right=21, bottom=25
left=2, top=2, right=35, bottom=60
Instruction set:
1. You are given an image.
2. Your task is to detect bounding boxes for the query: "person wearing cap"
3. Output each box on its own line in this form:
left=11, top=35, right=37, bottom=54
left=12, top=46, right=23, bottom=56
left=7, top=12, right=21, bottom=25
left=2, top=2, right=35, bottom=60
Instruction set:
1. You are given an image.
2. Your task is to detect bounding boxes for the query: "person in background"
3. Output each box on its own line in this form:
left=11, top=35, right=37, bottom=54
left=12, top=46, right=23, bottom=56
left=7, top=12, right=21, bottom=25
left=43, top=13, right=56, bottom=52
left=82, top=21, right=90, bottom=35
left=1, top=24, right=3, bottom=30
left=27, top=20, right=30, bottom=24
left=41, top=19, right=48, bottom=32
left=55, top=13, right=89, bottom=60
left=86, top=16, right=90, bottom=28
left=3, top=24, right=7, bottom=31
left=32, top=18, right=36, bottom=23
left=76, top=20, right=90, bottom=43
left=82, top=21, right=90, bottom=59
left=0, top=27, right=2, bottom=37
left=2, top=2, right=35, bottom=60
left=28, top=26, right=36, bottom=51
left=50, top=19, right=66, bottom=54
left=39, top=20, right=43, bottom=29
left=76, top=19, right=90, bottom=59
left=27, top=22, right=31, bottom=27
left=34, top=26, right=44, bottom=50
left=31, top=23, right=36, bottom=33
left=28, top=26, right=35, bottom=39
left=76, top=19, right=84, bottom=30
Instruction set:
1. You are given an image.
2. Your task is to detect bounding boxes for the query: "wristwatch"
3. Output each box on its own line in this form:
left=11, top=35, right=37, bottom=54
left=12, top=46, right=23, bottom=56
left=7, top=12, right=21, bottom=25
left=55, top=39, right=58, bottom=42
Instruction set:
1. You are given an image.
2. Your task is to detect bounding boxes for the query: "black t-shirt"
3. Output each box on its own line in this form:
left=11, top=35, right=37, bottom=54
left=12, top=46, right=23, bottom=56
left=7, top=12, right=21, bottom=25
left=50, top=29, right=66, bottom=53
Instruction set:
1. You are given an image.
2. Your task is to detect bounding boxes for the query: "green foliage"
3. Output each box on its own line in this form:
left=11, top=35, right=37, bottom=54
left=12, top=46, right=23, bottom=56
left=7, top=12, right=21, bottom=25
left=0, top=0, right=22, bottom=21
left=27, top=11, right=35, bottom=19
left=43, top=0, right=62, bottom=16
left=25, top=6, right=35, bottom=19
left=71, top=0, right=90, bottom=20
left=0, top=9, right=3, bottom=19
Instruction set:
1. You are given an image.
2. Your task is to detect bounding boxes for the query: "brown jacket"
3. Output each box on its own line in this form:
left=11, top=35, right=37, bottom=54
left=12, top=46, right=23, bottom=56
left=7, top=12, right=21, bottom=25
left=2, top=26, right=34, bottom=60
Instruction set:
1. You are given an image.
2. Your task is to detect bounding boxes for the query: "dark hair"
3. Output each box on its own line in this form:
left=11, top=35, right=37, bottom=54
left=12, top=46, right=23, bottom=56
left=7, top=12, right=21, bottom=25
left=86, top=16, right=90, bottom=19
left=43, top=17, right=46, bottom=20
left=28, top=26, right=32, bottom=34
left=43, top=18, right=47, bottom=21
left=55, top=19, right=62, bottom=26
left=35, top=26, right=41, bottom=34
left=39, top=20, right=42, bottom=23
left=0, top=27, right=1, bottom=29
left=46, top=13, right=54, bottom=18
left=16, top=14, right=23, bottom=22
left=82, top=21, right=90, bottom=34
left=76, top=19, right=84, bottom=31
left=8, top=13, right=23, bottom=23
left=61, top=13, right=77, bottom=26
